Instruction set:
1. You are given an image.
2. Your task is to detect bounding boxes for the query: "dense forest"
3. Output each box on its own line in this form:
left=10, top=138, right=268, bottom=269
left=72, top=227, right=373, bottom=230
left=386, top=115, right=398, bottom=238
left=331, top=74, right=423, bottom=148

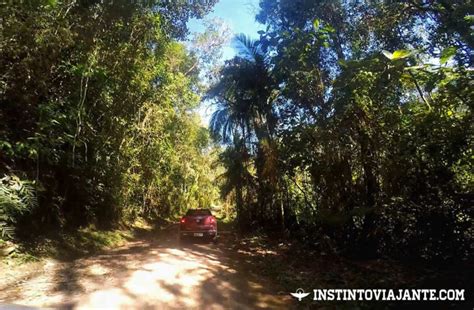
left=1, top=0, right=473, bottom=266
left=208, top=0, right=473, bottom=262
left=0, top=0, right=223, bottom=238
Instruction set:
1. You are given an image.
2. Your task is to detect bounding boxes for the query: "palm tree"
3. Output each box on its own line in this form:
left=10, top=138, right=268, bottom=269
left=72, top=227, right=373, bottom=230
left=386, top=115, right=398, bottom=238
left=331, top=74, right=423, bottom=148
left=208, top=34, right=281, bottom=229
left=208, top=34, right=275, bottom=146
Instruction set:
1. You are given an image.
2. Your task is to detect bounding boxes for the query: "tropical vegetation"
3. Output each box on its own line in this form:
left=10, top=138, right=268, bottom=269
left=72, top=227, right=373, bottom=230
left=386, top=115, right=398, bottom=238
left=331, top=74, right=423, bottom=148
left=1, top=0, right=472, bottom=265
left=208, top=0, right=473, bottom=261
left=0, top=0, right=222, bottom=242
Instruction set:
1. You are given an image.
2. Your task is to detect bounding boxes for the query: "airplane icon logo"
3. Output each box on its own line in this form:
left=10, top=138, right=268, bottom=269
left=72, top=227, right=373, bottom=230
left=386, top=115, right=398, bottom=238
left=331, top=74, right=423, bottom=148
left=290, top=288, right=310, bottom=301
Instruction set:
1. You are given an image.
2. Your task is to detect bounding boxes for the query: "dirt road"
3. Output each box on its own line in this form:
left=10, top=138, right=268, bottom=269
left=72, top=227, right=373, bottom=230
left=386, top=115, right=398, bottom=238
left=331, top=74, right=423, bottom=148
left=0, top=227, right=291, bottom=309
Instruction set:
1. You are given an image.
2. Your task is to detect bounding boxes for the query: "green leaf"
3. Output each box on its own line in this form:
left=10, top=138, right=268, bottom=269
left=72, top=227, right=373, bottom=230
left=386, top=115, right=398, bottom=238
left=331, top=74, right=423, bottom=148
left=323, top=25, right=336, bottom=33
left=392, top=49, right=412, bottom=60
left=46, top=0, right=57, bottom=7
left=464, top=15, right=474, bottom=23
left=440, top=47, right=457, bottom=65
left=313, top=19, right=320, bottom=31
left=0, top=141, right=12, bottom=150
left=382, top=49, right=412, bottom=60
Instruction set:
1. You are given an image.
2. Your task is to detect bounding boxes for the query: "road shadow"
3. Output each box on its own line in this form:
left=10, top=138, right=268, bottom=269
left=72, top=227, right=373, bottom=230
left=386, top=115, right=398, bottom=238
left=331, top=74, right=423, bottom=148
left=40, top=226, right=290, bottom=309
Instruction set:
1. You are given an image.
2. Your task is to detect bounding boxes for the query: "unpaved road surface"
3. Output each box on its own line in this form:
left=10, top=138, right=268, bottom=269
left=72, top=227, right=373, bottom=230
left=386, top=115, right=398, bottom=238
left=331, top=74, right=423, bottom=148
left=0, top=228, right=291, bottom=309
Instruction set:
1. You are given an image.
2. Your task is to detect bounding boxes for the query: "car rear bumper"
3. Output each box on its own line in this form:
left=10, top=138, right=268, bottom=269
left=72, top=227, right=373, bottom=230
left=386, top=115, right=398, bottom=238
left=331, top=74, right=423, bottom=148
left=180, top=230, right=217, bottom=238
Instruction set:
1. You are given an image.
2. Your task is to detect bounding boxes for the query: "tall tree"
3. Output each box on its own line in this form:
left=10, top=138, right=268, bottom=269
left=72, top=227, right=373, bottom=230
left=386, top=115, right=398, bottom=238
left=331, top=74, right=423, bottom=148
left=211, top=0, right=473, bottom=260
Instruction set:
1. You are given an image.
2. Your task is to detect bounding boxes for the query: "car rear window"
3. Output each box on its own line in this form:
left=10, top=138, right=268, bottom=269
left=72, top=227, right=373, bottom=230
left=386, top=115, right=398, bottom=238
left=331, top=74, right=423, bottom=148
left=186, top=209, right=212, bottom=216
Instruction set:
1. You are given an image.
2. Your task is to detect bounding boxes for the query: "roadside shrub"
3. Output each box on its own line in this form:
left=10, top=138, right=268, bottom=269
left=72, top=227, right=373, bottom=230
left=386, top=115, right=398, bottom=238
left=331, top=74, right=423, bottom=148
left=0, top=175, right=38, bottom=240
left=376, top=197, right=473, bottom=262
left=288, top=195, right=473, bottom=263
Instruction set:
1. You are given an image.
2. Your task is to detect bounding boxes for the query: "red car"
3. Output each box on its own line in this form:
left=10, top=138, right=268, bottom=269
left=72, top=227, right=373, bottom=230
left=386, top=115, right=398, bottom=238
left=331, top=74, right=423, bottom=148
left=179, top=209, right=217, bottom=242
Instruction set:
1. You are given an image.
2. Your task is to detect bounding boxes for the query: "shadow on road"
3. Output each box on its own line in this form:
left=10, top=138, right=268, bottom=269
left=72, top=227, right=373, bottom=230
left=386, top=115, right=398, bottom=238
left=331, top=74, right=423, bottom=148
left=32, top=226, right=291, bottom=309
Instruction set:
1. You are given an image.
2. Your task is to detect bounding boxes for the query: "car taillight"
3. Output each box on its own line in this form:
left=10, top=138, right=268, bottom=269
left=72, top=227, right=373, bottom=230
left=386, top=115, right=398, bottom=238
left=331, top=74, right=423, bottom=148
left=180, top=218, right=186, bottom=224
left=208, top=217, right=216, bottom=224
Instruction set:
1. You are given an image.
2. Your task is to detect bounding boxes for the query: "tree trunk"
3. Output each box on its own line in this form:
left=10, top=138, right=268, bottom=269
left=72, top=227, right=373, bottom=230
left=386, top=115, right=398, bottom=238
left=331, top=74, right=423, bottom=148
left=359, top=126, right=379, bottom=257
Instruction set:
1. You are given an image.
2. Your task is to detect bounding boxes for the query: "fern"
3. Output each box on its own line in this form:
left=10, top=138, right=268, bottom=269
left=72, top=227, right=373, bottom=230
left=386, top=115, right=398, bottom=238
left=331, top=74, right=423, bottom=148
left=0, top=175, right=38, bottom=240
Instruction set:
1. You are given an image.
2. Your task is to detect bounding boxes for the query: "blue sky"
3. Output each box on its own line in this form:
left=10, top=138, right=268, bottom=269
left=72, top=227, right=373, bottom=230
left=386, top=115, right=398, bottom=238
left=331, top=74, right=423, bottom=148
left=187, top=0, right=264, bottom=126
left=188, top=0, right=264, bottom=61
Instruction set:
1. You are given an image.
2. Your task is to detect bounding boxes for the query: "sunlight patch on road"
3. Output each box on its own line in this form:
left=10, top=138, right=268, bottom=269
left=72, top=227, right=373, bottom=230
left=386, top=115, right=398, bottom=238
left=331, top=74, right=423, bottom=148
left=75, top=247, right=224, bottom=308
left=2, top=238, right=290, bottom=309
left=77, top=288, right=134, bottom=309
left=87, top=264, right=110, bottom=276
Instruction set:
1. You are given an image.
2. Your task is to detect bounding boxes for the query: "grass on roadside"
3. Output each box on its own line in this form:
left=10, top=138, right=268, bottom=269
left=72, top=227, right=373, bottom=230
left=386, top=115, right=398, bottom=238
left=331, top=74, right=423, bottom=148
left=1, top=217, right=169, bottom=264
left=1, top=227, right=132, bottom=264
